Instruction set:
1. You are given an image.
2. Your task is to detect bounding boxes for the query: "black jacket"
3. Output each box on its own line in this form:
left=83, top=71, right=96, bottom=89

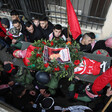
left=76, top=35, right=92, bottom=53
left=40, top=21, right=54, bottom=40
left=26, top=26, right=44, bottom=43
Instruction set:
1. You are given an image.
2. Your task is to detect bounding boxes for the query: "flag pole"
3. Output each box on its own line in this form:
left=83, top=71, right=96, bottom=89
left=102, top=97, right=112, bottom=112
left=67, top=24, right=70, bottom=38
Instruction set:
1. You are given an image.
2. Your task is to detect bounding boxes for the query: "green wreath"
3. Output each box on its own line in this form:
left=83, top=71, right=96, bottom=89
left=29, top=39, right=82, bottom=81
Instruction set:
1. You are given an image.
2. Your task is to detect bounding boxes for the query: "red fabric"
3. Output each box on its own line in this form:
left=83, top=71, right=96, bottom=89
left=74, top=57, right=101, bottom=75
left=23, top=45, right=37, bottom=66
left=96, top=50, right=102, bottom=54
left=66, top=0, right=81, bottom=40
left=74, top=93, right=78, bottom=99
left=7, top=64, right=15, bottom=73
left=0, top=84, right=9, bottom=90
left=0, top=22, right=6, bottom=33
left=85, top=85, right=98, bottom=98
left=92, top=66, right=112, bottom=94
left=0, top=22, right=13, bottom=40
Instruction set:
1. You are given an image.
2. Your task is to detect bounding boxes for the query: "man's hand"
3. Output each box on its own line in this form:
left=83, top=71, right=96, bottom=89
left=12, top=39, right=17, bottom=44
left=106, top=86, right=112, bottom=97
left=4, top=36, right=8, bottom=39
left=8, top=81, right=14, bottom=86
left=4, top=61, right=13, bottom=65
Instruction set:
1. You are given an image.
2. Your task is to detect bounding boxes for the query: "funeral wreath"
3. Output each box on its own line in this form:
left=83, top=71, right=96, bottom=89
left=29, top=39, right=82, bottom=81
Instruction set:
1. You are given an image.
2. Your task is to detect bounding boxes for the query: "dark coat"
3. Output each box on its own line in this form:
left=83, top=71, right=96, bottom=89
left=40, top=21, right=54, bottom=40
left=26, top=26, right=44, bottom=43
left=76, top=35, right=92, bottom=53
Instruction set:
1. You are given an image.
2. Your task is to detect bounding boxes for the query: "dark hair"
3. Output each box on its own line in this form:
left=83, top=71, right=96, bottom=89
left=1, top=18, right=10, bottom=28
left=40, top=15, right=48, bottom=21
left=32, top=16, right=39, bottom=20
left=12, top=19, right=20, bottom=24
left=10, top=10, right=19, bottom=16
left=25, top=21, right=32, bottom=27
left=54, top=24, right=62, bottom=30
left=12, top=85, right=25, bottom=97
left=83, top=32, right=96, bottom=39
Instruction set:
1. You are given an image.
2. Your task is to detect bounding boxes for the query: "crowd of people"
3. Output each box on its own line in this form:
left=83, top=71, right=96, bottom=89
left=0, top=10, right=112, bottom=112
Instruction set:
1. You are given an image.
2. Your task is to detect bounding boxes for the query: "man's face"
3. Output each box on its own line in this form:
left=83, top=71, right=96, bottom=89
left=33, top=20, right=39, bottom=27
left=26, top=25, right=34, bottom=33
left=2, top=24, right=8, bottom=28
left=13, top=22, right=21, bottom=30
left=11, top=15, right=19, bottom=21
left=53, top=29, right=62, bottom=38
left=40, top=21, right=48, bottom=29
left=83, top=35, right=92, bottom=45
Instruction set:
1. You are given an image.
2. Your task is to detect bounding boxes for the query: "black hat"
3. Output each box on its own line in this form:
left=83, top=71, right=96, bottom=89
left=35, top=71, right=50, bottom=84
left=40, top=97, right=54, bottom=110
left=1, top=18, right=10, bottom=28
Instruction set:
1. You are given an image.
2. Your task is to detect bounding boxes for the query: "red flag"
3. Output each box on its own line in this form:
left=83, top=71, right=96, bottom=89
left=66, top=0, right=81, bottom=40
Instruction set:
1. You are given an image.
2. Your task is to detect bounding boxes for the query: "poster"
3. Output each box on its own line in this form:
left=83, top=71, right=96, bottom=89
left=43, top=46, right=71, bottom=63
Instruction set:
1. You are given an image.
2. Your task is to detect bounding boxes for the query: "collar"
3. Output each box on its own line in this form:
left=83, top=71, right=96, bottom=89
left=79, top=37, right=82, bottom=43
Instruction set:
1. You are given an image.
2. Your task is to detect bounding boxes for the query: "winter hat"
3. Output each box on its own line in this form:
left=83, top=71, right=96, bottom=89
left=40, top=97, right=54, bottom=110
left=92, top=66, right=112, bottom=95
left=1, top=18, right=10, bottom=28
left=4, top=63, right=16, bottom=74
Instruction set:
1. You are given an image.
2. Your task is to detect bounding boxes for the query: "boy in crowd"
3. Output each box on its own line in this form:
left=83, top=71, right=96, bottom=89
left=32, top=16, right=40, bottom=28
left=0, top=18, right=12, bottom=49
left=25, top=21, right=43, bottom=43
left=49, top=24, right=66, bottom=41
left=39, top=15, right=54, bottom=40
left=12, top=19, right=27, bottom=36
left=10, top=10, right=25, bottom=24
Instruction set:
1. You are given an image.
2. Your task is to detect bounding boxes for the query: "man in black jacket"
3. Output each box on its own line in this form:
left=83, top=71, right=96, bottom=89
left=76, top=32, right=95, bottom=53
left=39, top=15, right=54, bottom=40
left=25, top=21, right=43, bottom=43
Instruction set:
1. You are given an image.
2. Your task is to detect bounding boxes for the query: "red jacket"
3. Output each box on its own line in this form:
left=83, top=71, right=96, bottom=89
left=0, top=22, right=13, bottom=40
left=92, top=66, right=112, bottom=94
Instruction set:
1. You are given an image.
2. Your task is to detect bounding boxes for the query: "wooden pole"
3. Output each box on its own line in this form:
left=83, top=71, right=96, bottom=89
left=102, top=97, right=112, bottom=112
left=67, top=24, right=70, bottom=38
